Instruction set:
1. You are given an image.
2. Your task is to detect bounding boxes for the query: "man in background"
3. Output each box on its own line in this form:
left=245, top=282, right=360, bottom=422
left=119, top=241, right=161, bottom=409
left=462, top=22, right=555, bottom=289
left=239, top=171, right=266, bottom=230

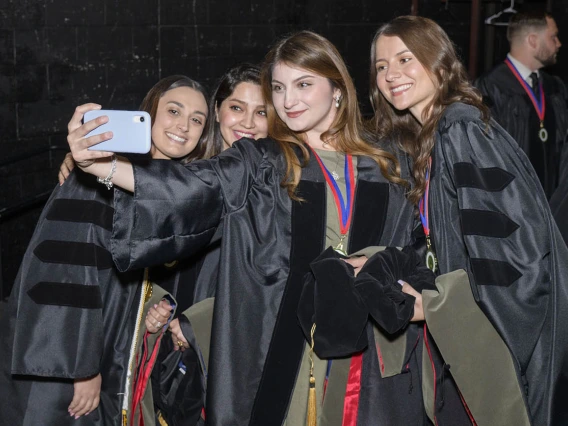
left=476, top=11, right=568, bottom=199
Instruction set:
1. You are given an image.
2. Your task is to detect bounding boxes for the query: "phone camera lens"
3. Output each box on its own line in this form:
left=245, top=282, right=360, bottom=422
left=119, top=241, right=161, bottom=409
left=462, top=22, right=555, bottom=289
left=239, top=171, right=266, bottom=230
left=140, top=117, right=145, bottom=122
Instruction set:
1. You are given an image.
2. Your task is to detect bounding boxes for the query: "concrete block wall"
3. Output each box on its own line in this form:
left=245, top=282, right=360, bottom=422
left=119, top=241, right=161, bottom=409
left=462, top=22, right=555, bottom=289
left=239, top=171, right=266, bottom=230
left=0, top=0, right=555, bottom=298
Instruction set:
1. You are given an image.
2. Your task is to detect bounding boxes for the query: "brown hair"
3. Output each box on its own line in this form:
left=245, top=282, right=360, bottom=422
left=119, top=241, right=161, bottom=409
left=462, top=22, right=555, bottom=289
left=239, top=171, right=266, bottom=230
left=139, top=75, right=210, bottom=163
left=369, top=16, right=489, bottom=205
left=261, top=30, right=404, bottom=198
left=507, top=11, right=552, bottom=43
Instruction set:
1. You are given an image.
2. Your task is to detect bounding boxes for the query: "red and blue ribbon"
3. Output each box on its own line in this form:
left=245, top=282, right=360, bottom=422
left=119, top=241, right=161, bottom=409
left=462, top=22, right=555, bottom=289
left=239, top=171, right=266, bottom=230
left=504, top=58, right=545, bottom=123
left=419, top=158, right=432, bottom=238
left=310, top=147, right=355, bottom=236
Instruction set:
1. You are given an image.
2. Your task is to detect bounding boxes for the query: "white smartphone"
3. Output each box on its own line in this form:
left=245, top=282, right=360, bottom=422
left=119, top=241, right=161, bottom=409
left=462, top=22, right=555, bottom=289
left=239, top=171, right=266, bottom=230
left=85, top=110, right=152, bottom=154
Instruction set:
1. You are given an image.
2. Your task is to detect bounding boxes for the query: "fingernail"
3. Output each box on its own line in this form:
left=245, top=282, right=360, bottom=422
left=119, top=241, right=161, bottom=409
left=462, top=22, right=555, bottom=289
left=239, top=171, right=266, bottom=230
left=75, top=415, right=80, bottom=419
left=154, top=304, right=158, bottom=308
left=397, top=280, right=405, bottom=286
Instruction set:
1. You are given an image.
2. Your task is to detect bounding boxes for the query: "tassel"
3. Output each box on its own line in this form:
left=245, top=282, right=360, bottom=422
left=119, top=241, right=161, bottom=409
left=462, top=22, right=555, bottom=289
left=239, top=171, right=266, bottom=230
left=307, top=375, right=317, bottom=426
left=307, top=323, right=317, bottom=426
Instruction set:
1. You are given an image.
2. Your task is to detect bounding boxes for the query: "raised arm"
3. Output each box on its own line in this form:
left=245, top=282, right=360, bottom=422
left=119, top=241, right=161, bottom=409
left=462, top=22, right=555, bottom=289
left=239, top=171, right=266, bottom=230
left=66, top=103, right=135, bottom=192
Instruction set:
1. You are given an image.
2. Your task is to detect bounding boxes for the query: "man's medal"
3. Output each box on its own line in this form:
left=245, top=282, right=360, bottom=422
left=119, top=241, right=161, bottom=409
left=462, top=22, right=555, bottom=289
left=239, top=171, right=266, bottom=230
left=505, top=58, right=547, bottom=142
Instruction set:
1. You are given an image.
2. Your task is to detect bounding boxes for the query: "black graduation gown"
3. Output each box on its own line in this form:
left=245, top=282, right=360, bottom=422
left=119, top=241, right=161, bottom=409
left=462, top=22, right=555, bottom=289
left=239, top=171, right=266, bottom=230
left=110, top=138, right=428, bottom=425
left=421, top=103, right=568, bottom=425
left=0, top=170, right=166, bottom=426
left=475, top=62, right=568, bottom=199
left=550, top=143, right=568, bottom=245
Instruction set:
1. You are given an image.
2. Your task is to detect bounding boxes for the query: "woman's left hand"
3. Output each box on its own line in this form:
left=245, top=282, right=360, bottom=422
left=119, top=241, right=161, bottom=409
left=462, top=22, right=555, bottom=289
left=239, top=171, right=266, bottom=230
left=145, top=299, right=173, bottom=333
left=68, top=373, right=102, bottom=419
left=400, top=281, right=424, bottom=321
left=343, top=256, right=368, bottom=276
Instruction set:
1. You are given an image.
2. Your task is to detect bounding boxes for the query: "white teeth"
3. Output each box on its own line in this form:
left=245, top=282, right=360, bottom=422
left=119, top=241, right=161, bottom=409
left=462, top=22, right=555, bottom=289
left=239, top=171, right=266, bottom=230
left=235, top=131, right=254, bottom=138
left=391, top=84, right=412, bottom=93
left=166, top=132, right=186, bottom=143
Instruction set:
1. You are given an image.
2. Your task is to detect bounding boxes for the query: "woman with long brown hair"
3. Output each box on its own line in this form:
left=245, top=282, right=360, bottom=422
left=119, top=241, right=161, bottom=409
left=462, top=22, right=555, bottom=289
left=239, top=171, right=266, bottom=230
left=63, top=30, right=428, bottom=425
left=0, top=75, right=209, bottom=426
left=371, top=15, right=568, bottom=425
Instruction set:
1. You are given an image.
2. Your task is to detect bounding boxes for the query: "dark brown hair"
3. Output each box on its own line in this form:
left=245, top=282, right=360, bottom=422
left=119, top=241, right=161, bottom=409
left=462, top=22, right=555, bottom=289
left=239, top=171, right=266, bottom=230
left=261, top=30, right=404, bottom=198
left=200, top=64, right=263, bottom=159
left=139, top=75, right=209, bottom=163
left=369, top=16, right=489, bottom=205
left=507, top=11, right=552, bottom=43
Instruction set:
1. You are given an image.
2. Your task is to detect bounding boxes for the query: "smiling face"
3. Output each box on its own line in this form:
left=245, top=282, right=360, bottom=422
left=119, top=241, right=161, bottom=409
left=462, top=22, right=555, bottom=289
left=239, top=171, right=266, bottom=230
left=215, top=82, right=267, bottom=149
left=271, top=62, right=340, bottom=145
left=150, top=86, right=208, bottom=160
left=374, top=35, right=437, bottom=124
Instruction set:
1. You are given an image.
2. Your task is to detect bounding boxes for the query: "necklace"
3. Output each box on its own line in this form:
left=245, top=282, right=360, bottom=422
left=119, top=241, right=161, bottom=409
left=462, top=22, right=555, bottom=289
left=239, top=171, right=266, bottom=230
left=331, top=152, right=341, bottom=181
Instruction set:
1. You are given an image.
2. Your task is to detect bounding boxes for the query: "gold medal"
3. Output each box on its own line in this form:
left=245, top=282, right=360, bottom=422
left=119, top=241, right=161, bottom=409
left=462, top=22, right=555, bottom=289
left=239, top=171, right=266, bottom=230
left=334, top=235, right=348, bottom=256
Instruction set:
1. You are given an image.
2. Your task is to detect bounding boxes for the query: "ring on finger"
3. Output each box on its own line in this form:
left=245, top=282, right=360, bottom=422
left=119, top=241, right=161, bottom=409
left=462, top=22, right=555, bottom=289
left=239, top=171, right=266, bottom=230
left=156, top=321, right=161, bottom=328
left=177, top=340, right=184, bottom=348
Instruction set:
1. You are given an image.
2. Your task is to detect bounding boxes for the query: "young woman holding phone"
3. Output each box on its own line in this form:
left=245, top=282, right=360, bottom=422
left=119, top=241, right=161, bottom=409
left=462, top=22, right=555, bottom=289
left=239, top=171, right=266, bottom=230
left=0, top=75, right=208, bottom=426
left=64, top=31, right=432, bottom=425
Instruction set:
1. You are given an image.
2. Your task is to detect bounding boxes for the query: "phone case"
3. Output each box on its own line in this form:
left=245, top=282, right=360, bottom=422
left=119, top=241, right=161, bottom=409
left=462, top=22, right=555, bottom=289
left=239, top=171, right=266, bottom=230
left=85, top=110, right=152, bottom=154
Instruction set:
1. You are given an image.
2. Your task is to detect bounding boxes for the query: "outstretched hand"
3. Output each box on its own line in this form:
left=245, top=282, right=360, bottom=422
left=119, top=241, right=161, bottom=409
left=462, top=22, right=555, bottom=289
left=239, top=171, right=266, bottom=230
left=67, top=103, right=114, bottom=168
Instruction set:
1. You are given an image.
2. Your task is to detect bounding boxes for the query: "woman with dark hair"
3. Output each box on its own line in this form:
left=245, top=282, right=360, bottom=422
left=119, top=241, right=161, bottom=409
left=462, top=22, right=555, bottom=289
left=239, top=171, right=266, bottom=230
left=0, top=75, right=209, bottom=426
left=64, top=30, right=428, bottom=425
left=371, top=15, right=568, bottom=426
left=161, top=64, right=268, bottom=356
left=201, top=63, right=267, bottom=157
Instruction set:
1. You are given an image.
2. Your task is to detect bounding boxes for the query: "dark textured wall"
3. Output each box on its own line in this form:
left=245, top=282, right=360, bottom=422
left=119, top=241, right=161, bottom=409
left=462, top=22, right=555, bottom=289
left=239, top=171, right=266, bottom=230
left=0, top=0, right=560, bottom=298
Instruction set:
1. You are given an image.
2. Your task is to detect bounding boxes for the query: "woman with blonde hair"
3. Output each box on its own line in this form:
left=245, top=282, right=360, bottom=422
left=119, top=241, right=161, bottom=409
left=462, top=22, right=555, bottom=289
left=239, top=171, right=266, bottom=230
left=64, top=31, right=429, bottom=425
left=371, top=15, right=568, bottom=425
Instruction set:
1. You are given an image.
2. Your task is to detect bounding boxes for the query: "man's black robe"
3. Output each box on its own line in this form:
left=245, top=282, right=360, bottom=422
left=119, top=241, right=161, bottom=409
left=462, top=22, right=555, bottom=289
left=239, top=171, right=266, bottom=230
left=109, top=138, right=429, bottom=425
left=475, top=62, right=568, bottom=198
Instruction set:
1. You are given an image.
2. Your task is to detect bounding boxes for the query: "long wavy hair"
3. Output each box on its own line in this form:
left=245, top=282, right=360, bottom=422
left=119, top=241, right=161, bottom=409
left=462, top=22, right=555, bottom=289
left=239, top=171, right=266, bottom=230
left=261, top=30, right=405, bottom=198
left=139, top=75, right=209, bottom=163
left=200, top=64, right=263, bottom=159
left=369, top=16, right=489, bottom=205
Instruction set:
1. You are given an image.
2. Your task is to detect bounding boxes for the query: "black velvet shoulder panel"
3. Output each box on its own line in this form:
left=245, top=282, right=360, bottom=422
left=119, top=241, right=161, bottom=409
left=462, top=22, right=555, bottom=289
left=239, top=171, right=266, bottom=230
left=33, top=240, right=114, bottom=270
left=47, top=199, right=114, bottom=231
left=27, top=282, right=103, bottom=309
left=453, top=162, right=515, bottom=192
